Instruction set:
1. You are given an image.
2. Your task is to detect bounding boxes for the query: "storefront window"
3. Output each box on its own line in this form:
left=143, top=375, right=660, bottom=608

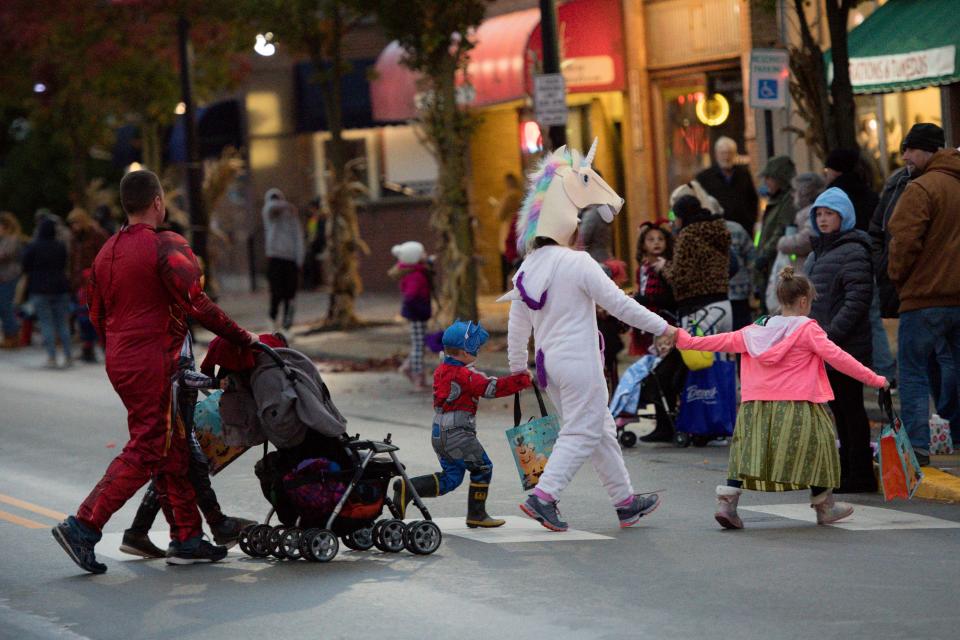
left=881, top=87, right=943, bottom=173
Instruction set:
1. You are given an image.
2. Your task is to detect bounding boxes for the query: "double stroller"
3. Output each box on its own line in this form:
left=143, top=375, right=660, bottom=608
left=211, top=342, right=441, bottom=563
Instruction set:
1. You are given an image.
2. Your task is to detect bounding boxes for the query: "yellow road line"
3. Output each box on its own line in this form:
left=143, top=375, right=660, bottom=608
left=0, top=509, right=47, bottom=529
left=0, top=494, right=66, bottom=521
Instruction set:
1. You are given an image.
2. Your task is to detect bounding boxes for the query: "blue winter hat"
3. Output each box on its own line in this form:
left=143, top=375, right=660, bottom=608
left=442, top=320, right=489, bottom=356
left=810, top=187, right=855, bottom=235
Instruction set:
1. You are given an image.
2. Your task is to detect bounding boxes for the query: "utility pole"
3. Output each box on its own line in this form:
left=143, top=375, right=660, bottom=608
left=177, top=14, right=208, bottom=263
left=538, top=0, right=566, bottom=149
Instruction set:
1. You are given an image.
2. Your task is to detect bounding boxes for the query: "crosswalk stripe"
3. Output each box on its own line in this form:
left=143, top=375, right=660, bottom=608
left=0, top=509, right=47, bottom=529
left=428, top=516, right=613, bottom=543
left=0, top=493, right=66, bottom=522
left=741, top=503, right=960, bottom=530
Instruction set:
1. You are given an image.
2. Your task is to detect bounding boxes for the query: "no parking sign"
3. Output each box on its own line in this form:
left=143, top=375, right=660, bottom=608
left=750, top=49, right=789, bottom=109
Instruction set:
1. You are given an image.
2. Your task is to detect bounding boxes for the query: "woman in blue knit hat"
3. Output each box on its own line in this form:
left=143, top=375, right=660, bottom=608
left=803, top=187, right=877, bottom=493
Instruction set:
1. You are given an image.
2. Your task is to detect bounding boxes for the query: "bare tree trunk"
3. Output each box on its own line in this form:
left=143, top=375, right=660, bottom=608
left=825, top=0, right=858, bottom=151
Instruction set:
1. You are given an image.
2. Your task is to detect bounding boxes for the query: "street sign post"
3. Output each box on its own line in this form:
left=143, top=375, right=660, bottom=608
left=749, top=48, right=789, bottom=110
left=534, top=73, right=568, bottom=127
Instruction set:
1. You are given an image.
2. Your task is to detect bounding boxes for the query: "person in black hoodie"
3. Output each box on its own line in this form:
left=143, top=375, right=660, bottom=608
left=803, top=187, right=876, bottom=492
left=21, top=217, right=72, bottom=368
left=823, top=148, right=878, bottom=231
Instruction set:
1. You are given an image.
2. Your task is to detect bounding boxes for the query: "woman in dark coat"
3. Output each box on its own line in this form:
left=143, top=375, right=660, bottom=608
left=22, top=216, right=72, bottom=367
left=803, top=188, right=875, bottom=493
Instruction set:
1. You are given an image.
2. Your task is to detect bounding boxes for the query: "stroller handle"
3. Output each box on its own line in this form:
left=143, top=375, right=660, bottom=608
left=252, top=341, right=285, bottom=368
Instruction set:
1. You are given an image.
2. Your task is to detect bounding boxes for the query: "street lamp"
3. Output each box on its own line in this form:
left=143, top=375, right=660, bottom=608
left=33, top=83, right=47, bottom=93
left=254, top=33, right=276, bottom=57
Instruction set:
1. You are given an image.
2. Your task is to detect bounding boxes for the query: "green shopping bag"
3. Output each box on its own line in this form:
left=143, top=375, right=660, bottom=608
left=505, top=386, right=560, bottom=491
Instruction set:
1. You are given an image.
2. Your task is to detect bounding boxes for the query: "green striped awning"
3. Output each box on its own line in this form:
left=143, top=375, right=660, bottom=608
left=831, top=0, right=960, bottom=94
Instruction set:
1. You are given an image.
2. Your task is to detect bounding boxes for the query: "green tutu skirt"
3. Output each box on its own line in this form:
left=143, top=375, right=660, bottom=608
left=728, top=400, right=840, bottom=491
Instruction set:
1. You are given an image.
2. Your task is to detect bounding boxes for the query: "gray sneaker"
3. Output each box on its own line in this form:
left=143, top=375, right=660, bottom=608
left=519, top=495, right=568, bottom=532
left=616, top=493, right=661, bottom=528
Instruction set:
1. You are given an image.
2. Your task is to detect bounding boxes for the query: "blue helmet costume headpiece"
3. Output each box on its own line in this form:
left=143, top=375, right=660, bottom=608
left=442, top=320, right=489, bottom=356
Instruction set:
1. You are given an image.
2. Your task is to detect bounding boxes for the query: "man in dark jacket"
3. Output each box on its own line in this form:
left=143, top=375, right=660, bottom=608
left=804, top=187, right=875, bottom=492
left=888, top=124, right=960, bottom=466
left=823, top=148, right=878, bottom=231
left=696, top=136, right=759, bottom=235
left=22, top=217, right=72, bottom=367
left=755, top=156, right=797, bottom=311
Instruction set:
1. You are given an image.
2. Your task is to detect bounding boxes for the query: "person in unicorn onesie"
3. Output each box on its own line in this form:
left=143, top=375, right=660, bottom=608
left=501, top=140, right=678, bottom=532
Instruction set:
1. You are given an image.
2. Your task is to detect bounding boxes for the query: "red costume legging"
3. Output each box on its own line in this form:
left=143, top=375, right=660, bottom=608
left=77, top=347, right=201, bottom=542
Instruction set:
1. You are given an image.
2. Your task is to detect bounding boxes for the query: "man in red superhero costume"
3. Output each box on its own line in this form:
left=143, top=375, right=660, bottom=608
left=52, top=170, right=257, bottom=574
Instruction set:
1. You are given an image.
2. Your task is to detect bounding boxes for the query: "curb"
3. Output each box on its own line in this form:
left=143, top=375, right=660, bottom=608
left=915, top=467, right=960, bottom=503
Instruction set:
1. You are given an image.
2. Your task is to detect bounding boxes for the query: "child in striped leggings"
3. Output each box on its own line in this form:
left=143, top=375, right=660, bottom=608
left=389, top=241, right=433, bottom=391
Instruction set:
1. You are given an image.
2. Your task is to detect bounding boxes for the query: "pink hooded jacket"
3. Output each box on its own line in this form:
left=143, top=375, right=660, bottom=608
left=677, top=316, right=886, bottom=403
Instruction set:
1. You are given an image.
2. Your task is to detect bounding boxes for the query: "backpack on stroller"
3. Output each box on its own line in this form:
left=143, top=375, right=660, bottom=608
left=216, top=342, right=441, bottom=562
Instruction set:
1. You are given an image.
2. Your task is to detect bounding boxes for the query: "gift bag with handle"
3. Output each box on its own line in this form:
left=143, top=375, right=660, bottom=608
left=505, top=386, right=561, bottom=491
left=877, top=388, right=923, bottom=501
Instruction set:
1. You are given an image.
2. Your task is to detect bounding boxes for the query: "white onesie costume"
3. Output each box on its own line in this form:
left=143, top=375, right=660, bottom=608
left=505, top=245, right=669, bottom=505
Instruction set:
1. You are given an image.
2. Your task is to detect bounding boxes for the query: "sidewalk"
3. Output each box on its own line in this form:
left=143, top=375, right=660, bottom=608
left=207, top=283, right=960, bottom=503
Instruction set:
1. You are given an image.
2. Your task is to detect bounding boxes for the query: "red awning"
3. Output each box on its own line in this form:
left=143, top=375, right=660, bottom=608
left=370, top=0, right=625, bottom=123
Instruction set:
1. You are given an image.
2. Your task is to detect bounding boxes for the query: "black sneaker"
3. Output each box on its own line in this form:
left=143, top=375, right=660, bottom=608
left=119, top=530, right=166, bottom=559
left=166, top=537, right=228, bottom=565
left=52, top=516, right=106, bottom=574
left=210, top=516, right=258, bottom=546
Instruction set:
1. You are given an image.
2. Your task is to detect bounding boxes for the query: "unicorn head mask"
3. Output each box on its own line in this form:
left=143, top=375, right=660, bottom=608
left=514, top=138, right=624, bottom=257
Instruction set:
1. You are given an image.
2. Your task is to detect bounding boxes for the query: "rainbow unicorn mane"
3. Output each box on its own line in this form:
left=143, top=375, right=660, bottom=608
left=515, top=147, right=575, bottom=257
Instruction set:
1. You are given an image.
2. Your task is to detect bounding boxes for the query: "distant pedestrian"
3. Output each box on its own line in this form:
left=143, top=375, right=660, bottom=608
left=497, top=173, right=524, bottom=291
left=392, top=320, right=531, bottom=527
left=823, top=148, right=878, bottom=232
left=664, top=195, right=732, bottom=335
left=630, top=220, right=675, bottom=355
left=302, top=197, right=327, bottom=290
left=262, top=188, right=304, bottom=332
left=803, top=188, right=877, bottom=493
left=21, top=217, right=72, bottom=368
left=66, top=208, right=108, bottom=362
left=754, top=156, right=797, bottom=312
left=764, top=172, right=825, bottom=314
left=696, top=137, right=759, bottom=235
left=0, top=212, right=26, bottom=349
left=677, top=266, right=888, bottom=530
left=887, top=125, right=960, bottom=467
left=51, top=169, right=257, bottom=574
left=389, top=241, right=433, bottom=391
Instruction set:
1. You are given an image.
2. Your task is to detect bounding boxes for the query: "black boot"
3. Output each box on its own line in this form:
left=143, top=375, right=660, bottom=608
left=392, top=474, right=440, bottom=518
left=120, top=485, right=165, bottom=558
left=466, top=482, right=505, bottom=528
left=81, top=343, right=97, bottom=363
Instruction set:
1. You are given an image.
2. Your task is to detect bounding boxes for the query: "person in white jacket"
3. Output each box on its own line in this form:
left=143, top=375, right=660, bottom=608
left=502, top=142, right=677, bottom=531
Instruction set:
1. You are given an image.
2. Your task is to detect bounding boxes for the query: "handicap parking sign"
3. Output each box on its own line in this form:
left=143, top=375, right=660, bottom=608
left=758, top=79, right=778, bottom=100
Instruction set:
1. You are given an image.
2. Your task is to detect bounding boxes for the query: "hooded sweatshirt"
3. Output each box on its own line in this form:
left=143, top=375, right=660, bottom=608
left=262, top=188, right=305, bottom=266
left=887, top=148, right=960, bottom=312
left=676, top=316, right=885, bottom=403
left=503, top=246, right=668, bottom=379
left=22, top=218, right=70, bottom=296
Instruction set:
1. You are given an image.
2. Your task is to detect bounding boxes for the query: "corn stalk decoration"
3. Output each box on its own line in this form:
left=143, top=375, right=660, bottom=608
left=369, top=0, right=492, bottom=321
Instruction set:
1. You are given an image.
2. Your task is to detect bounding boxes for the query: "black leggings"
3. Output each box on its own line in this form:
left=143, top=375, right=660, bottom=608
left=267, top=258, right=299, bottom=321
left=726, top=478, right=827, bottom=497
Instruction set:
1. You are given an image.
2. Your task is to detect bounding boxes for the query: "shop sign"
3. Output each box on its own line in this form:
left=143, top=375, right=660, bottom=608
left=562, top=56, right=615, bottom=88
left=849, top=46, right=956, bottom=87
left=534, top=73, right=568, bottom=127
left=749, top=48, right=789, bottom=109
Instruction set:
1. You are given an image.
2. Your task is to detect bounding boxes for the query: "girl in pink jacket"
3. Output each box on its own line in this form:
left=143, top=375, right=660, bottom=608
left=676, top=266, right=888, bottom=529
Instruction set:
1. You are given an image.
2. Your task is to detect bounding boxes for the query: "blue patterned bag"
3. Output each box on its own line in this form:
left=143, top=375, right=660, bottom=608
left=676, top=359, right=737, bottom=437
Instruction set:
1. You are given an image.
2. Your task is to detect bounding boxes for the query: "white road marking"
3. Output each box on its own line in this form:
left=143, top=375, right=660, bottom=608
left=427, top=516, right=613, bottom=543
left=741, top=503, right=960, bottom=530
left=95, top=531, right=247, bottom=563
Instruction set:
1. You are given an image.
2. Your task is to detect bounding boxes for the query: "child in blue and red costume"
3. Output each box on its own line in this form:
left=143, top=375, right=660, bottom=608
left=393, top=320, right=532, bottom=527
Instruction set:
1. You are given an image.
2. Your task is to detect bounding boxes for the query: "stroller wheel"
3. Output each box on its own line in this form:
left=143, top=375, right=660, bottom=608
left=342, top=527, right=375, bottom=551
left=299, top=528, right=321, bottom=561
left=268, top=526, right=288, bottom=559
left=237, top=524, right=255, bottom=556
left=247, top=524, right=273, bottom=558
left=674, top=432, right=691, bottom=448
left=404, top=520, right=442, bottom=555
left=692, top=435, right=711, bottom=448
left=280, top=528, right=303, bottom=560
left=619, top=430, right=638, bottom=448
left=374, top=519, right=406, bottom=553
left=304, top=529, right=339, bottom=563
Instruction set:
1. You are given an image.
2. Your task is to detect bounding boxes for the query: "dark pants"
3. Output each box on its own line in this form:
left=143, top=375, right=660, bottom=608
left=267, top=258, right=299, bottom=324
left=827, top=369, right=876, bottom=491
left=730, top=299, right=752, bottom=330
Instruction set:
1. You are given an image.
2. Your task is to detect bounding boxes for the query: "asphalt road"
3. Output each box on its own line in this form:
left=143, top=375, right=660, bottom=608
left=1, top=346, right=958, bottom=640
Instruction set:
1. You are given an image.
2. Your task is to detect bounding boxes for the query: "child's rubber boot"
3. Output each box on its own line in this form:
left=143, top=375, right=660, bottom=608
left=714, top=485, right=744, bottom=529
left=466, top=482, right=505, bottom=528
left=392, top=474, right=440, bottom=518
left=811, top=489, right=854, bottom=525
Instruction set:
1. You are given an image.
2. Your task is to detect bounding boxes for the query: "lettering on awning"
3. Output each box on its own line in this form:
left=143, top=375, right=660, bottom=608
left=849, top=45, right=956, bottom=86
